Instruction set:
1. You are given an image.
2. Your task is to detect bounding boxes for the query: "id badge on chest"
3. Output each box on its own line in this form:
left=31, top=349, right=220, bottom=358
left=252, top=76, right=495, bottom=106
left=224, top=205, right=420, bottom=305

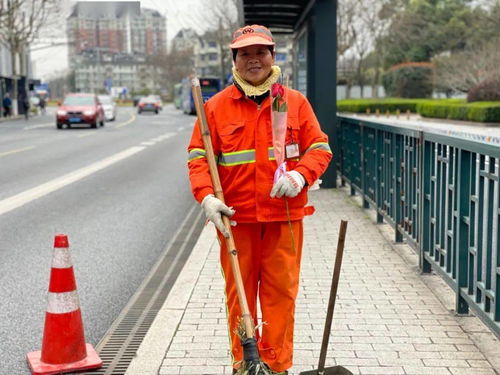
left=285, top=143, right=300, bottom=159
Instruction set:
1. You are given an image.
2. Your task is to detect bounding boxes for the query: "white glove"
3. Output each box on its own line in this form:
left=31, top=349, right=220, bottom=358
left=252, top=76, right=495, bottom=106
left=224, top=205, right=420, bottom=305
left=201, top=194, right=235, bottom=238
left=309, top=179, right=322, bottom=191
left=270, top=170, right=306, bottom=198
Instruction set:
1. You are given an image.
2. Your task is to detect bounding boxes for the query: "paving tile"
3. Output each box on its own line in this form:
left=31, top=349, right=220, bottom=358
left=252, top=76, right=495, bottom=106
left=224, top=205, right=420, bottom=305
left=449, top=368, right=498, bottom=375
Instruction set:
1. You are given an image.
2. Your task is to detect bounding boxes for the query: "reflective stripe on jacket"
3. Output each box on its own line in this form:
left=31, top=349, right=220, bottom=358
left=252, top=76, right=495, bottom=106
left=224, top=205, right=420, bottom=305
left=187, top=84, right=332, bottom=222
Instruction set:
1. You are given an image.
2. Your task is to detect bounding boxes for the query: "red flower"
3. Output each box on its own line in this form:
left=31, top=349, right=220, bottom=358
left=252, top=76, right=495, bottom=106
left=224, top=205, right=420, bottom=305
left=271, top=83, right=284, bottom=98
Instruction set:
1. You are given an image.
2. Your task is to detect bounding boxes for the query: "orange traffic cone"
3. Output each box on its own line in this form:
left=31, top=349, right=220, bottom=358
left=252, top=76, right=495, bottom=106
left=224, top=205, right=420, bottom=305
left=26, top=234, right=102, bottom=375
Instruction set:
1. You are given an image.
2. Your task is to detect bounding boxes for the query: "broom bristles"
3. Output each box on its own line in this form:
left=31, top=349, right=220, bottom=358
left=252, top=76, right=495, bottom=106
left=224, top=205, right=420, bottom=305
left=234, top=361, right=274, bottom=375
left=234, top=318, right=273, bottom=375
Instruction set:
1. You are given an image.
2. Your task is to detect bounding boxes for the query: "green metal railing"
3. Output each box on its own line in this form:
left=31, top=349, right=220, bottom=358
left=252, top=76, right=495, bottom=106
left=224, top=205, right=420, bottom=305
left=336, top=115, right=500, bottom=337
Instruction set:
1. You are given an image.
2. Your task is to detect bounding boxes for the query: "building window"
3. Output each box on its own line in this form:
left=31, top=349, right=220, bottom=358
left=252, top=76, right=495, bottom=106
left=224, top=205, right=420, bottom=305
left=276, top=53, right=287, bottom=62
left=276, top=40, right=287, bottom=48
left=208, top=53, right=218, bottom=61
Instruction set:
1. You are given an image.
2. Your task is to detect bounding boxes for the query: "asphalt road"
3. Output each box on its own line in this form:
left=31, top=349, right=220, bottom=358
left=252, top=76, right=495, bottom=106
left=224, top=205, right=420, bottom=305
left=0, top=104, right=199, bottom=374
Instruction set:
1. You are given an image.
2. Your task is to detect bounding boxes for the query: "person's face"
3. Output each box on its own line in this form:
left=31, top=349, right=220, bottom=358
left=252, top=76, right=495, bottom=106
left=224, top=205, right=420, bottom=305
left=235, top=44, right=275, bottom=86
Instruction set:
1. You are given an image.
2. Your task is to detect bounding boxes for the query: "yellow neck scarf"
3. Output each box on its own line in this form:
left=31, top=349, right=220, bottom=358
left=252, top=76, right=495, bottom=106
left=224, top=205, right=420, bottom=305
left=232, top=65, right=281, bottom=97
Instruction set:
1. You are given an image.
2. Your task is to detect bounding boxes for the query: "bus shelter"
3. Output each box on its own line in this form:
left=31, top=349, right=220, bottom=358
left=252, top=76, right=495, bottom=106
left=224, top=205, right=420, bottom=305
left=240, top=0, right=337, bottom=187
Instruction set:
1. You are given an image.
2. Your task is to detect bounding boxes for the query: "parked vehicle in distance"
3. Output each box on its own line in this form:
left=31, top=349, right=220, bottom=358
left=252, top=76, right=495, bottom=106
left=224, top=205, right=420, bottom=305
left=132, top=96, right=141, bottom=107
left=137, top=97, right=160, bottom=114
left=98, top=94, right=117, bottom=121
left=148, top=95, right=163, bottom=110
left=56, top=93, right=105, bottom=129
left=173, top=83, right=182, bottom=109
left=181, top=77, right=222, bottom=115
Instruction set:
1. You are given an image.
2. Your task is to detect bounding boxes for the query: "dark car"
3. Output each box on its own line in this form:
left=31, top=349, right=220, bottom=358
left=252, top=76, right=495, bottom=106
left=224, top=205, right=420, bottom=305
left=56, top=93, right=105, bottom=129
left=132, top=96, right=141, bottom=107
left=137, top=97, right=160, bottom=114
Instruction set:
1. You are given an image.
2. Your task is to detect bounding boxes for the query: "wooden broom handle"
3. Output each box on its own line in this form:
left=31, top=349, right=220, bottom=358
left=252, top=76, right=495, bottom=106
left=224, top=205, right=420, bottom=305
left=191, top=78, right=254, bottom=338
left=318, top=220, right=348, bottom=372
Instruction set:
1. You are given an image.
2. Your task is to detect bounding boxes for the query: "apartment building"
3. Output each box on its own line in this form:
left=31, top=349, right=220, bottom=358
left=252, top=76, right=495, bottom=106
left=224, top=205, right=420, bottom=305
left=67, top=2, right=166, bottom=95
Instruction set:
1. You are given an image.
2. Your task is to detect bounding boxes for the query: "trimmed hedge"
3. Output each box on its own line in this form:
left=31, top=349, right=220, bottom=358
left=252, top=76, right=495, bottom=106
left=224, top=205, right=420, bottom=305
left=337, top=98, right=500, bottom=123
left=337, top=98, right=428, bottom=114
left=417, top=100, right=500, bottom=122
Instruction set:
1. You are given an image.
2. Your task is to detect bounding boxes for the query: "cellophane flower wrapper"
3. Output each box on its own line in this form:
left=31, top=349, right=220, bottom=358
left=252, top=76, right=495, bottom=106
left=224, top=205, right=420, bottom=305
left=272, top=110, right=287, bottom=183
left=271, top=82, right=288, bottom=184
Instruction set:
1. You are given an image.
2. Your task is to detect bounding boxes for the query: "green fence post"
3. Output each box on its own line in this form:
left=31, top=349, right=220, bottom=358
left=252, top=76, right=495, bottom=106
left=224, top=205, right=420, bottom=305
left=337, top=117, right=345, bottom=187
left=420, top=135, right=432, bottom=273
left=394, top=133, right=403, bottom=243
left=456, top=149, right=471, bottom=314
left=350, top=122, right=358, bottom=196
left=360, top=123, right=369, bottom=208
left=376, top=128, right=383, bottom=223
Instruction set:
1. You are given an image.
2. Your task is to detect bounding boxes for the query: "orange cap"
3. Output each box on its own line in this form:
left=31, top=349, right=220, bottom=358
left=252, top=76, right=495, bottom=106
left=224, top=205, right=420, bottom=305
left=229, top=24, right=275, bottom=49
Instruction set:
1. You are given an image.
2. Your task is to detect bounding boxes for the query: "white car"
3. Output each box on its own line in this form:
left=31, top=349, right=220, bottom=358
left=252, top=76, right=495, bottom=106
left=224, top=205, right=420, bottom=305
left=148, top=95, right=163, bottom=111
left=98, top=95, right=117, bottom=121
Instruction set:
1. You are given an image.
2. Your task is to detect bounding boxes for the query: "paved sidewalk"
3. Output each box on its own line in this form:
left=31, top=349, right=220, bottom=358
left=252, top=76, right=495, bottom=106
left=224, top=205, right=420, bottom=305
left=127, top=188, right=500, bottom=375
left=0, top=115, right=22, bottom=122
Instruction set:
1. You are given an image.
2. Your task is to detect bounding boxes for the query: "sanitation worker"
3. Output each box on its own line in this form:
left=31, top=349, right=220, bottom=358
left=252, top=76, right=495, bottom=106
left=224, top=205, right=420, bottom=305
left=187, top=24, right=332, bottom=374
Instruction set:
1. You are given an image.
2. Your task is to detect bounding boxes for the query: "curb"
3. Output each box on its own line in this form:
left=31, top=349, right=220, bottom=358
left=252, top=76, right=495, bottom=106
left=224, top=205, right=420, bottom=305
left=0, top=115, right=22, bottom=122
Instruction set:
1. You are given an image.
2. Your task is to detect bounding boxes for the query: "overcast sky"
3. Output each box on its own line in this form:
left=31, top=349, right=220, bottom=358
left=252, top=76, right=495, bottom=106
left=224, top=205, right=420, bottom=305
left=31, top=0, right=212, bottom=80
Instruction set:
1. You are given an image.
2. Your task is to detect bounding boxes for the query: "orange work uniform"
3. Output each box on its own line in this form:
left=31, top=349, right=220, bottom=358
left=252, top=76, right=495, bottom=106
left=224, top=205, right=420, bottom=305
left=187, top=84, right=332, bottom=371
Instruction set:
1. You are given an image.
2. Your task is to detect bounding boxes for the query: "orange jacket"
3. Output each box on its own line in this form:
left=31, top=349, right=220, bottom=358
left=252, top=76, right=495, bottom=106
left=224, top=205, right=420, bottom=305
left=187, top=84, right=332, bottom=222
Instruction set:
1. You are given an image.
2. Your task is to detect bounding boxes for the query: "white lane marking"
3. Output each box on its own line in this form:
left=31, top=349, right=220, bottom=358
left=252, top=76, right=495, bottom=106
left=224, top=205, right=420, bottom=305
left=0, top=146, right=35, bottom=158
left=78, top=132, right=97, bottom=138
left=177, top=127, right=185, bottom=131
left=141, top=141, right=155, bottom=146
left=47, top=291, right=80, bottom=314
left=0, top=146, right=145, bottom=216
left=151, top=132, right=175, bottom=142
left=52, top=248, right=73, bottom=269
left=24, top=122, right=54, bottom=130
left=115, top=112, right=136, bottom=128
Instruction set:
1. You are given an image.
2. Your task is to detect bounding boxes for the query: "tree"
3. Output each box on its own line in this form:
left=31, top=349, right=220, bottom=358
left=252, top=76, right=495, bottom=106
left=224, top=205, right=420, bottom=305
left=47, top=70, right=75, bottom=99
left=336, top=0, right=360, bottom=98
left=349, top=5, right=371, bottom=98
left=379, top=0, right=482, bottom=68
left=337, top=0, right=357, bottom=60
left=433, top=38, right=500, bottom=94
left=0, top=0, right=61, bottom=115
left=361, top=0, right=404, bottom=96
left=200, top=0, right=240, bottom=83
left=337, top=0, right=402, bottom=97
left=150, top=45, right=194, bottom=99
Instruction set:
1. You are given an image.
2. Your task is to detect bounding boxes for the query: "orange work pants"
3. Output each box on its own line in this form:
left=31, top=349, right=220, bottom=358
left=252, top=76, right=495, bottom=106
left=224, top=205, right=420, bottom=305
left=218, top=221, right=303, bottom=372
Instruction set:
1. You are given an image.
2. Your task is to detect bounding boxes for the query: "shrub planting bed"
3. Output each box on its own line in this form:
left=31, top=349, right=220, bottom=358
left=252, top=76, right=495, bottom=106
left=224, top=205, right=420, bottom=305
left=337, top=98, right=500, bottom=122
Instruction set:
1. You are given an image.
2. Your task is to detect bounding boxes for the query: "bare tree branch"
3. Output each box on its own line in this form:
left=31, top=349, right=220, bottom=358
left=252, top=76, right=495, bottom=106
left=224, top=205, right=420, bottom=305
left=433, top=38, right=500, bottom=93
left=198, top=0, right=239, bottom=81
left=337, top=0, right=357, bottom=59
left=0, top=0, right=61, bottom=115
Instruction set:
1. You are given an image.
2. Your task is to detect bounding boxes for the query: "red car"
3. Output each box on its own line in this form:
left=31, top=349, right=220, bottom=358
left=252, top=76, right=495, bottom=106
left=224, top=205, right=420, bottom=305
left=56, top=93, right=105, bottom=129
